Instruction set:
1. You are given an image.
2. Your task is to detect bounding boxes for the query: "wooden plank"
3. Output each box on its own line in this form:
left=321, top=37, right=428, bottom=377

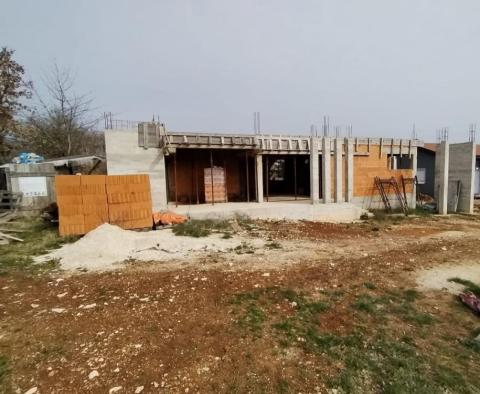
left=0, top=231, right=23, bottom=242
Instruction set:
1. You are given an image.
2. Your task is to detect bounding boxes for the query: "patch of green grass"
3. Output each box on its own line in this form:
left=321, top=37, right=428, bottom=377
left=409, top=206, right=434, bottom=217
left=238, top=304, right=266, bottom=336
left=352, top=294, right=378, bottom=313
left=363, top=282, right=377, bottom=290
left=462, top=328, right=480, bottom=354
left=352, top=289, right=434, bottom=326
left=448, top=277, right=480, bottom=297
left=233, top=241, right=255, bottom=254
left=234, top=214, right=255, bottom=231
left=232, top=287, right=330, bottom=340
left=0, top=355, right=10, bottom=390
left=0, top=219, right=78, bottom=275
left=275, top=378, right=289, bottom=394
left=265, top=241, right=281, bottom=249
left=328, top=333, right=471, bottom=393
left=272, top=319, right=297, bottom=341
left=231, top=289, right=263, bottom=304
left=172, top=219, right=231, bottom=237
left=232, top=285, right=477, bottom=393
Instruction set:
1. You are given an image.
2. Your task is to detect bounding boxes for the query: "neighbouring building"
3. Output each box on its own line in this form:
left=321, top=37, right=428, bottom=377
left=0, top=155, right=106, bottom=213
left=418, top=143, right=480, bottom=199
left=105, top=122, right=422, bottom=221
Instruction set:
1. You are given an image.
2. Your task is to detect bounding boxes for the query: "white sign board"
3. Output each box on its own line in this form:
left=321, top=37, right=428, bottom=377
left=18, top=177, right=48, bottom=197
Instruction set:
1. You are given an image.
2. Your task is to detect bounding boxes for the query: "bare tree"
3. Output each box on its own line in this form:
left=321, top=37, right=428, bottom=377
left=18, top=64, right=103, bottom=158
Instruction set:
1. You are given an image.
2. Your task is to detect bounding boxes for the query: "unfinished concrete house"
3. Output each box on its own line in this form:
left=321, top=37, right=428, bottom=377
left=105, top=122, right=421, bottom=221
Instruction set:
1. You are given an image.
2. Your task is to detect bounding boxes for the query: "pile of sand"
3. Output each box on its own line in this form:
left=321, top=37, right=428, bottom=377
left=37, top=223, right=256, bottom=272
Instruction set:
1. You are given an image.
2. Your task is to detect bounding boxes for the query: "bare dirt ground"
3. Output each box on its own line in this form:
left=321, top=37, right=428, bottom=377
left=2, top=214, right=480, bottom=393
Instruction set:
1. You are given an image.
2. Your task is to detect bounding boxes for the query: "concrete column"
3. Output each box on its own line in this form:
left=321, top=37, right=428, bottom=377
left=310, top=137, right=320, bottom=204
left=334, top=138, right=343, bottom=202
left=255, top=154, right=264, bottom=203
left=322, top=137, right=331, bottom=203
left=410, top=147, right=418, bottom=208
left=345, top=138, right=354, bottom=202
left=157, top=152, right=168, bottom=208
left=435, top=141, right=449, bottom=215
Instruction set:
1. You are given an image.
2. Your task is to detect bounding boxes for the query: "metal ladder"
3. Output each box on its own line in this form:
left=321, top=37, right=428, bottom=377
left=400, top=176, right=419, bottom=208
left=374, top=177, right=408, bottom=214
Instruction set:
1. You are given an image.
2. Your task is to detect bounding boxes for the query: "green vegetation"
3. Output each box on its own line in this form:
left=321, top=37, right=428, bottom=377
left=231, top=287, right=330, bottom=341
left=172, top=219, right=231, bottom=237
left=352, top=288, right=434, bottom=325
left=234, top=214, right=255, bottom=231
left=463, top=328, right=480, bottom=354
left=265, top=241, right=282, bottom=249
left=233, top=241, right=255, bottom=254
left=329, top=332, right=471, bottom=393
left=0, top=219, right=78, bottom=275
left=0, top=355, right=10, bottom=391
left=229, top=284, right=474, bottom=392
left=448, top=277, right=480, bottom=297
left=363, top=282, right=377, bottom=290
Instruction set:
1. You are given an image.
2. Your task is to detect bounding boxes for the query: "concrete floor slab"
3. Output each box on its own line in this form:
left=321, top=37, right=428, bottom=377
left=169, top=202, right=364, bottom=222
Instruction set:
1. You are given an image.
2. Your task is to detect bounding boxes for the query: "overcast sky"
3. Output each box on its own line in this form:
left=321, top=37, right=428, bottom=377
left=2, top=0, right=480, bottom=141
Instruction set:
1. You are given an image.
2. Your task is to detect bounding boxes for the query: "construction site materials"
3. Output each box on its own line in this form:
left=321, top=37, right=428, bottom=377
left=11, top=152, right=44, bottom=164
left=374, top=176, right=408, bottom=214
left=204, top=166, right=227, bottom=203
left=56, top=174, right=153, bottom=236
left=448, top=180, right=462, bottom=213
left=459, top=292, right=480, bottom=314
left=152, top=211, right=188, bottom=225
left=401, top=175, right=419, bottom=207
left=0, top=231, right=23, bottom=242
left=0, top=191, right=22, bottom=212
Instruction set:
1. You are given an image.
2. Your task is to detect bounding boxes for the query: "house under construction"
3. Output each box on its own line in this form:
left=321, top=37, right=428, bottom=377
left=105, top=122, right=422, bottom=221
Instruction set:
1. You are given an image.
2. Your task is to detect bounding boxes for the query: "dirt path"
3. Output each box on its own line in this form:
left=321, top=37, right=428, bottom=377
left=2, top=215, right=480, bottom=393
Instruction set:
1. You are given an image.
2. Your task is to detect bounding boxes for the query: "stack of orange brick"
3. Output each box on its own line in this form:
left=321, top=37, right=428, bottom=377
left=56, top=176, right=85, bottom=236
left=107, top=175, right=153, bottom=230
left=56, top=174, right=153, bottom=236
left=81, top=175, right=109, bottom=233
left=204, top=167, right=227, bottom=203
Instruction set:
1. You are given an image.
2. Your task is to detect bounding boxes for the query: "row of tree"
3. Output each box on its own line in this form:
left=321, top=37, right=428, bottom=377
left=0, top=47, right=105, bottom=162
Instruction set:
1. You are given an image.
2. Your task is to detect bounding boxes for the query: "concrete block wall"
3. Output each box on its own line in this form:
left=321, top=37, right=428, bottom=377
left=105, top=129, right=168, bottom=211
left=448, top=142, right=475, bottom=213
